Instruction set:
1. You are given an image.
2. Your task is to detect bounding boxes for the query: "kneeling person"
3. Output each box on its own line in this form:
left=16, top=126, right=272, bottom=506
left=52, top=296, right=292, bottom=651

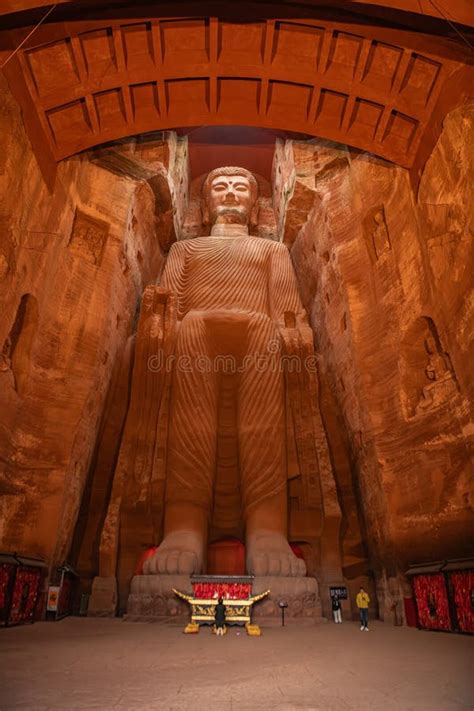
left=215, top=597, right=226, bottom=636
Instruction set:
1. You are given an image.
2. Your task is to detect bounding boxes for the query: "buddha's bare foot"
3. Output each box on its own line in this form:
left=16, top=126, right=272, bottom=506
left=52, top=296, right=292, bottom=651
left=143, top=531, right=204, bottom=575
left=246, top=531, right=306, bottom=577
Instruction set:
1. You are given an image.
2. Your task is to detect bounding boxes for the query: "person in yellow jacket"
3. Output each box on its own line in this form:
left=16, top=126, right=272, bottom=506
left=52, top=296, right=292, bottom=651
left=356, top=587, right=370, bottom=631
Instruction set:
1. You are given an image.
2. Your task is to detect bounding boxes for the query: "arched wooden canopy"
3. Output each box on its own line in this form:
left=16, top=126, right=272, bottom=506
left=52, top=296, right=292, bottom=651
left=2, top=0, right=473, bottom=28
left=1, top=1, right=472, bottom=184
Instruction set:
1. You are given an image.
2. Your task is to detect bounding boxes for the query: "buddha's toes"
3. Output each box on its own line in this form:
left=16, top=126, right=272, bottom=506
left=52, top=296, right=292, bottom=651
left=143, top=531, right=204, bottom=575
left=246, top=532, right=307, bottom=577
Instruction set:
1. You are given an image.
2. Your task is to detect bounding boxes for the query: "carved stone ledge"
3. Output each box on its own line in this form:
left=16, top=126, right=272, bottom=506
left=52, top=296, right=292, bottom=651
left=125, top=574, right=323, bottom=622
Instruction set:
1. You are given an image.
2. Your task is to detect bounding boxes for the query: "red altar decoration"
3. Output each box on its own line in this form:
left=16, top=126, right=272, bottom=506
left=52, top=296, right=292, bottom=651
left=192, top=580, right=252, bottom=600
left=174, top=575, right=267, bottom=631
left=413, top=573, right=452, bottom=631
left=450, top=571, right=474, bottom=634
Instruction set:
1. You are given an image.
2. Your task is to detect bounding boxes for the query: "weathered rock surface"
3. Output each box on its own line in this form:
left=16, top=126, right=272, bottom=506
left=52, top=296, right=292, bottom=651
left=0, top=74, right=185, bottom=575
left=286, top=100, right=473, bottom=617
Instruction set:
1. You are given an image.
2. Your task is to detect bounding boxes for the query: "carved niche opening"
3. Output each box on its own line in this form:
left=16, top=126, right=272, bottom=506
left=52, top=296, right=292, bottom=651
left=68, top=208, right=109, bottom=266
left=400, top=316, right=457, bottom=418
left=363, top=204, right=391, bottom=263
left=1, top=293, right=39, bottom=394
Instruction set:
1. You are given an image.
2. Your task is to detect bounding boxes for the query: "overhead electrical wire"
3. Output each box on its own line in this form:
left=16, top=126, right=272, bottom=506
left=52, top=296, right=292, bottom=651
left=0, top=3, right=57, bottom=70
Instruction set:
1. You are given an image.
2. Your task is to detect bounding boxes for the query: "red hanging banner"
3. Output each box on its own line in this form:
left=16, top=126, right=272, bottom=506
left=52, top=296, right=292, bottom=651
left=413, top=573, right=452, bottom=631
left=450, top=571, right=474, bottom=633
left=9, top=567, right=41, bottom=625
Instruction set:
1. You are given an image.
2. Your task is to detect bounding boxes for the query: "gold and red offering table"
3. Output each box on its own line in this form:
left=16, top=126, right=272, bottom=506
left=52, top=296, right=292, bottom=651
left=173, top=575, right=269, bottom=635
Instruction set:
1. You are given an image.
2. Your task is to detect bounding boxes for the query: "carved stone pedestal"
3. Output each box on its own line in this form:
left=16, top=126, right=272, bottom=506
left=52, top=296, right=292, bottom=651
left=88, top=576, right=118, bottom=617
left=126, top=575, right=192, bottom=621
left=251, top=576, right=323, bottom=622
left=125, top=574, right=323, bottom=622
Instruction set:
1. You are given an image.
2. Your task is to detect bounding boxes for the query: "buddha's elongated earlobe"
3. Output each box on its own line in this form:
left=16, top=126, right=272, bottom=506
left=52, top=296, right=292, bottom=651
left=250, top=201, right=259, bottom=229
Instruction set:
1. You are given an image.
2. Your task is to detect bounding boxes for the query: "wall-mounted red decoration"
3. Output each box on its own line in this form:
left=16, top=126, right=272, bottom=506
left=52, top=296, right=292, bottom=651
left=8, top=567, right=41, bottom=625
left=413, top=573, right=452, bottom=631
left=450, top=571, right=474, bottom=634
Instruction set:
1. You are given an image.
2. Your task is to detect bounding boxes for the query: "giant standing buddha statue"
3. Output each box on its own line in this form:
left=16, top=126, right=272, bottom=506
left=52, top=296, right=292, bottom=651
left=90, top=167, right=344, bottom=619
left=147, top=166, right=308, bottom=578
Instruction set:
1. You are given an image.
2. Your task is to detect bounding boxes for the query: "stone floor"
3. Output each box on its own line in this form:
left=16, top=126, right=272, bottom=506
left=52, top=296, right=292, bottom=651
left=0, top=618, right=472, bottom=710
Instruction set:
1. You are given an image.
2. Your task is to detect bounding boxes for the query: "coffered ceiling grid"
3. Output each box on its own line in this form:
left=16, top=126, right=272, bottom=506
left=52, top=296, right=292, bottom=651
left=3, top=15, right=470, bottom=172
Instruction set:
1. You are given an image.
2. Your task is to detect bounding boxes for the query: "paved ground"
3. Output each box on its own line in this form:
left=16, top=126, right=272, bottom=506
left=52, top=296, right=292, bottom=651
left=0, top=618, right=472, bottom=710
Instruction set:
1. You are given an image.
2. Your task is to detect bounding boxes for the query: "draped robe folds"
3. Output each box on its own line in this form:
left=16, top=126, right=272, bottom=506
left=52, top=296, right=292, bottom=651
left=160, top=234, right=307, bottom=516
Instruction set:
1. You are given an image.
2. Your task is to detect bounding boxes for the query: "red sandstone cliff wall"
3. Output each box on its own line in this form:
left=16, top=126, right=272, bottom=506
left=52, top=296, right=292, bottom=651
left=285, top=100, right=473, bottom=616
left=0, top=75, right=184, bottom=572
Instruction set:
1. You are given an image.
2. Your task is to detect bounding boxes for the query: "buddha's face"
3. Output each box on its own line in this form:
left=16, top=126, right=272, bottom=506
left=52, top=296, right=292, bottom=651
left=206, top=174, right=254, bottom=225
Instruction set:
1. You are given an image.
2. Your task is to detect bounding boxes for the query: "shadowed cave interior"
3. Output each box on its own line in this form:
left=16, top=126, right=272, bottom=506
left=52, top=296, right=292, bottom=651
left=0, top=2, right=472, bottom=631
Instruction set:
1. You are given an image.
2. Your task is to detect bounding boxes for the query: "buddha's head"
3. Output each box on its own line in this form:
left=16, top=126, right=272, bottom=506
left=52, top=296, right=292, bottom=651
left=202, top=166, right=259, bottom=228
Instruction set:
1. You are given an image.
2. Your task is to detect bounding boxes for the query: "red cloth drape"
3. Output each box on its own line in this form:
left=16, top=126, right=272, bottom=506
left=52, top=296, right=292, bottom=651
left=9, top=567, right=41, bottom=624
left=450, top=571, right=474, bottom=633
left=192, top=582, right=252, bottom=600
left=134, top=547, right=159, bottom=575
left=290, top=543, right=305, bottom=561
left=0, top=563, right=13, bottom=613
left=413, top=573, right=452, bottom=631
left=403, top=597, right=418, bottom=627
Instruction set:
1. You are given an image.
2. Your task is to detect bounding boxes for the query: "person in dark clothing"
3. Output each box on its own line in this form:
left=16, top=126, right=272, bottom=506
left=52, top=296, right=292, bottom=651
left=332, top=594, right=342, bottom=623
left=214, top=597, right=226, bottom=636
